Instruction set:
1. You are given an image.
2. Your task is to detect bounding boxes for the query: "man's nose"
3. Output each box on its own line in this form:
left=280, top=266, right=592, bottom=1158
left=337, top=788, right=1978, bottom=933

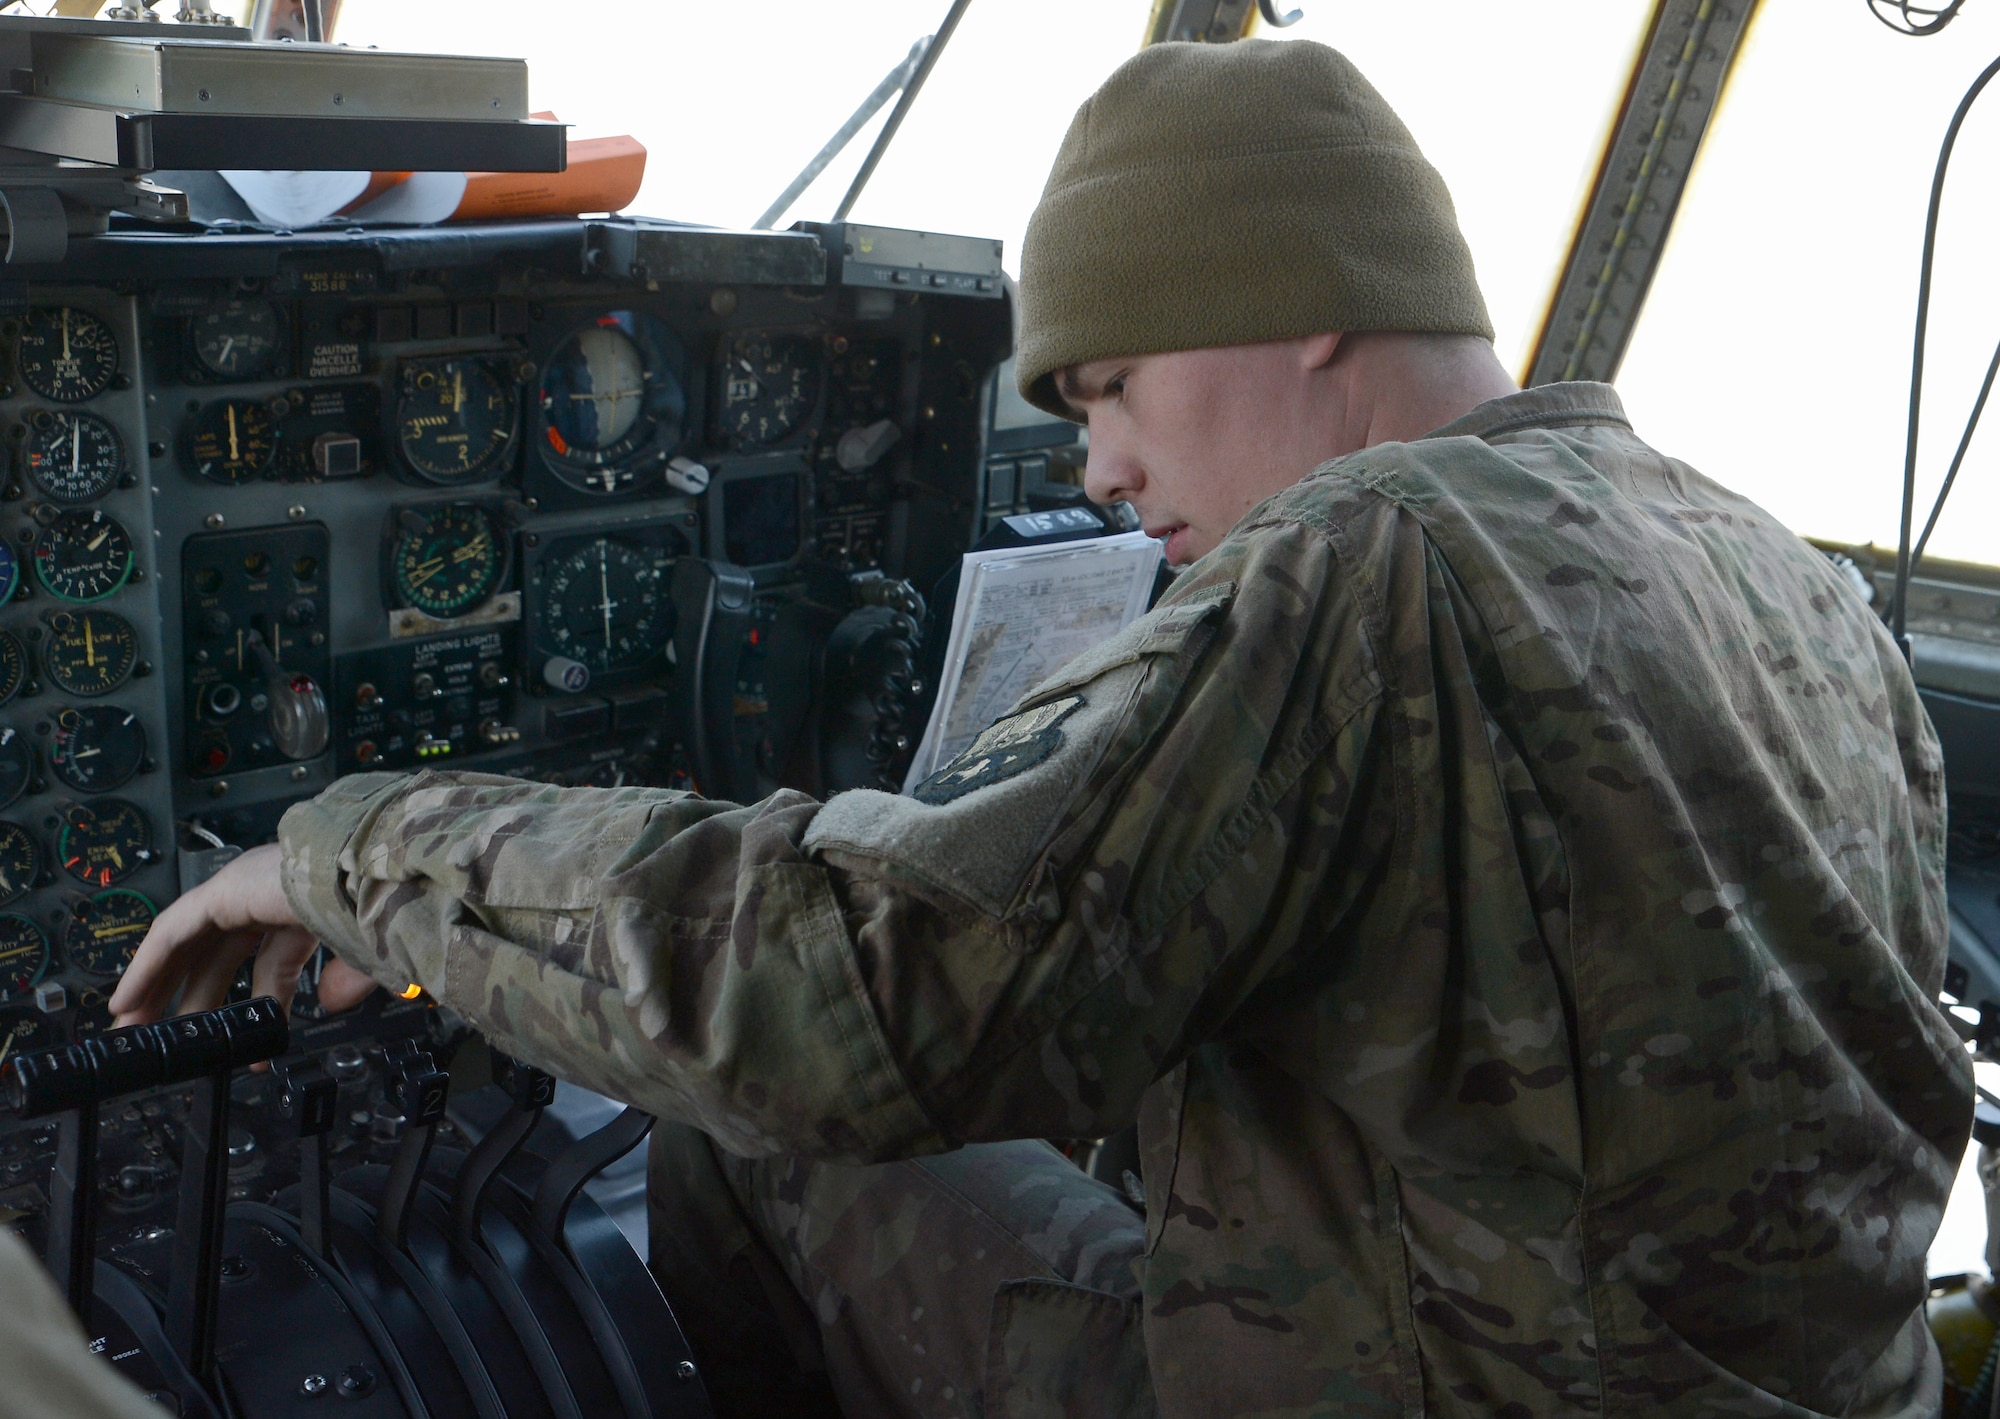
left=1083, top=434, right=1141, bottom=508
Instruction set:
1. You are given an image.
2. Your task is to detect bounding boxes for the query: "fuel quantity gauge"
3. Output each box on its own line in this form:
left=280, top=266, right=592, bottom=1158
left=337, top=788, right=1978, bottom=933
left=58, top=799, right=151, bottom=886
left=390, top=503, right=506, bottom=619
left=67, top=889, right=154, bottom=978
left=24, top=410, right=123, bottom=503
left=189, top=399, right=277, bottom=485
left=0, top=916, right=48, bottom=1000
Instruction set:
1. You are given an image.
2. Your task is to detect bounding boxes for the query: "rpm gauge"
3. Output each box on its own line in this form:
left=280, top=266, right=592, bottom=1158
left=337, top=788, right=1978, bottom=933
left=190, top=298, right=282, bottom=380
left=42, top=610, right=137, bottom=696
left=189, top=399, right=277, bottom=485
left=50, top=704, right=145, bottom=793
left=390, top=503, right=506, bottom=619
left=396, top=357, right=516, bottom=483
left=534, top=536, right=675, bottom=674
left=58, top=798, right=151, bottom=886
left=66, top=889, right=155, bottom=978
left=720, top=333, right=821, bottom=449
left=0, top=822, right=40, bottom=906
left=15, top=307, right=118, bottom=403
left=34, top=508, right=134, bottom=602
left=24, top=410, right=123, bottom=503
left=538, top=313, right=687, bottom=494
left=0, top=915, right=48, bottom=1001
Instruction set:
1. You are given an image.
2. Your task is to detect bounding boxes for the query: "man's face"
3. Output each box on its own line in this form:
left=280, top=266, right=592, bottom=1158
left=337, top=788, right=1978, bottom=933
left=1063, top=339, right=1335, bottom=566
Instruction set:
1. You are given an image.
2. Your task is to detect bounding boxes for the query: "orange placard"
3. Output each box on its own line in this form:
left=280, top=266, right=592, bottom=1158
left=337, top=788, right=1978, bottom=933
left=452, top=135, right=646, bottom=222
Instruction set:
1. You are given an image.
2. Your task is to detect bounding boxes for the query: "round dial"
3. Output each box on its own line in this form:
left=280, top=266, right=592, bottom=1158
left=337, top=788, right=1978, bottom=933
left=0, top=631, right=25, bottom=706
left=396, top=358, right=515, bottom=483
left=0, top=822, right=39, bottom=907
left=538, top=316, right=689, bottom=495
left=190, top=299, right=282, bottom=380
left=16, top=307, right=118, bottom=403
left=535, top=536, right=675, bottom=674
left=188, top=399, right=276, bottom=485
left=42, top=610, right=137, bottom=696
left=720, top=333, right=820, bottom=448
left=0, top=1005, right=55, bottom=1052
left=390, top=503, right=505, bottom=619
left=0, top=916, right=48, bottom=1000
left=0, top=539, right=18, bottom=609
left=58, top=799, right=150, bottom=886
left=50, top=705, right=145, bottom=793
left=24, top=410, right=123, bottom=503
left=0, top=726, right=33, bottom=810
left=66, top=889, right=154, bottom=978
left=34, top=509, right=134, bottom=602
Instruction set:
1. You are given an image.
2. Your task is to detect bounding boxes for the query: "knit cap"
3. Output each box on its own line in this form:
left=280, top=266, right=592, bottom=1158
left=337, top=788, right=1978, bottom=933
left=1016, top=39, right=1492, bottom=419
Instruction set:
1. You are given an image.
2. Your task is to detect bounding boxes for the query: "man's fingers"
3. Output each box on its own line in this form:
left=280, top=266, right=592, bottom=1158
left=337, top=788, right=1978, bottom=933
left=318, top=957, right=379, bottom=1013
left=175, top=929, right=259, bottom=1017
left=251, top=925, right=321, bottom=1014
left=110, top=844, right=299, bottom=1024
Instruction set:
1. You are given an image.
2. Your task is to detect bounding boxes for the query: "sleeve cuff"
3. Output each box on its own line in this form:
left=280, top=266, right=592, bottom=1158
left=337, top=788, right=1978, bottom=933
left=278, top=772, right=419, bottom=987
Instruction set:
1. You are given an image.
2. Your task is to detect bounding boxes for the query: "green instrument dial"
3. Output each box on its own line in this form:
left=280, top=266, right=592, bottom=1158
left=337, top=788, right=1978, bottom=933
left=390, top=504, right=506, bottom=619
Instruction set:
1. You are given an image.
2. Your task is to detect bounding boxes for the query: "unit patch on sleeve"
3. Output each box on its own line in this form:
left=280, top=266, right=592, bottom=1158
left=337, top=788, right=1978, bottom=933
left=912, top=696, right=1085, bottom=806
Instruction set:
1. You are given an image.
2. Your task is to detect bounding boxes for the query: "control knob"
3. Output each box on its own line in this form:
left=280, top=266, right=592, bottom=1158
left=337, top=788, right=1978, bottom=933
left=246, top=629, right=328, bottom=760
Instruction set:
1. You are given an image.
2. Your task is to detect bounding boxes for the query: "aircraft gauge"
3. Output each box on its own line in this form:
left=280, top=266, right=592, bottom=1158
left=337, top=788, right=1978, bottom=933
left=66, top=889, right=155, bottom=978
left=0, top=915, right=48, bottom=1000
left=34, top=508, right=134, bottom=602
left=720, top=333, right=820, bottom=448
left=189, top=399, right=277, bottom=485
left=190, top=298, right=283, bottom=380
left=0, top=631, right=26, bottom=706
left=0, top=822, right=39, bottom=907
left=15, top=307, right=118, bottom=403
left=396, top=357, right=516, bottom=483
left=42, top=610, right=137, bottom=696
left=390, top=503, right=506, bottom=619
left=58, top=799, right=150, bottom=886
left=24, top=410, right=123, bottom=503
left=538, top=314, right=687, bottom=494
left=533, top=535, right=674, bottom=674
left=50, top=704, right=145, bottom=793
left=0, top=727, right=33, bottom=810
left=0, top=541, right=18, bottom=608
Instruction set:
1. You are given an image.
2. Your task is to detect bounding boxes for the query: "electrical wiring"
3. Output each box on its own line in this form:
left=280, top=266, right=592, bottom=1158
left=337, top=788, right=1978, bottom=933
left=1889, top=52, right=2000, bottom=647
left=1869, top=0, right=1968, bottom=36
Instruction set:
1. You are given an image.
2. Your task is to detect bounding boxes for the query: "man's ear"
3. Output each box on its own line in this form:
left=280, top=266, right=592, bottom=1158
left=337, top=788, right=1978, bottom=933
left=1301, top=332, right=1344, bottom=371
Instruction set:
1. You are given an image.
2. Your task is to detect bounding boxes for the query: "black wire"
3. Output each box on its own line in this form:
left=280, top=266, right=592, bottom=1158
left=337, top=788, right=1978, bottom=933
left=1905, top=329, right=2000, bottom=589
left=1869, top=0, right=1968, bottom=36
left=1891, top=52, right=2000, bottom=651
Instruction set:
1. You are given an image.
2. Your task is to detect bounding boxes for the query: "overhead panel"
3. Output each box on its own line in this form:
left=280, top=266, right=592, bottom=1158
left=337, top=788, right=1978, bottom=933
left=1525, top=0, right=1761, bottom=387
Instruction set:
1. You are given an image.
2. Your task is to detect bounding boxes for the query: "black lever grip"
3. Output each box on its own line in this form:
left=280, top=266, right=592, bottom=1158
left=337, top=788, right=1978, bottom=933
left=3, top=997, right=289, bottom=1118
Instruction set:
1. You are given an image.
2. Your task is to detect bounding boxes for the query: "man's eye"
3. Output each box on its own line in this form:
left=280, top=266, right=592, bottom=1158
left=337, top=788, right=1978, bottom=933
left=1107, top=377, right=1126, bottom=398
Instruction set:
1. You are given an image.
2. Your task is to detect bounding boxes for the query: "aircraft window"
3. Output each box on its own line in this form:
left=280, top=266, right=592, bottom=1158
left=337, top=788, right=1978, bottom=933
left=321, top=2, right=1650, bottom=374
left=1617, top=4, right=2000, bottom=568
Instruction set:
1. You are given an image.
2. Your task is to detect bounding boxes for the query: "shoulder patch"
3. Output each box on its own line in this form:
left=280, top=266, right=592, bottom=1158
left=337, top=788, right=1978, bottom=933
left=913, top=696, right=1085, bottom=806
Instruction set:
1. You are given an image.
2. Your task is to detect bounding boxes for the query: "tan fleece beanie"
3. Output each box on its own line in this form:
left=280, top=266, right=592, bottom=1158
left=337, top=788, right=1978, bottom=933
left=1016, top=39, right=1492, bottom=420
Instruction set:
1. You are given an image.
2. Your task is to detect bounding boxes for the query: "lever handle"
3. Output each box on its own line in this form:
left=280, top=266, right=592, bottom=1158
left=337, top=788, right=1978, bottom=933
left=4, top=996, right=287, bottom=1117
left=274, top=1056, right=338, bottom=1257
left=451, top=1048, right=553, bottom=1247
left=375, top=1052, right=448, bottom=1253
left=246, top=627, right=329, bottom=760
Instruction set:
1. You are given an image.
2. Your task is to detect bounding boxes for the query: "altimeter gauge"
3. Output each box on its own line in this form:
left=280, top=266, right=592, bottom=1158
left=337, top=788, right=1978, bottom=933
left=396, top=357, right=517, bottom=483
left=0, top=915, right=48, bottom=1000
left=34, top=508, right=134, bottom=602
left=720, top=333, right=821, bottom=448
left=66, top=889, right=155, bottom=978
left=16, top=306, right=118, bottom=403
left=50, top=704, right=145, bottom=793
left=389, top=503, right=506, bottom=619
left=533, top=535, right=675, bottom=674
left=58, top=798, right=151, bottom=886
left=24, top=410, right=123, bottom=503
left=189, top=399, right=278, bottom=485
left=42, top=610, right=138, bottom=696
left=190, top=298, right=283, bottom=380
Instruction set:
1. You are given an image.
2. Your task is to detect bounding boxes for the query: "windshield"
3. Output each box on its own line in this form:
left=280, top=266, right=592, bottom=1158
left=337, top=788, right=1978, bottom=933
left=1618, top=3, right=2000, bottom=569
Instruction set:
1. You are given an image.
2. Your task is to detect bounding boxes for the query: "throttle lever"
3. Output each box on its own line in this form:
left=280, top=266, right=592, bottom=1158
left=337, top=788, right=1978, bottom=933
left=273, top=1056, right=338, bottom=1256
left=451, top=1047, right=554, bottom=1248
left=37, top=1045, right=98, bottom=1318
left=375, top=1050, right=448, bottom=1253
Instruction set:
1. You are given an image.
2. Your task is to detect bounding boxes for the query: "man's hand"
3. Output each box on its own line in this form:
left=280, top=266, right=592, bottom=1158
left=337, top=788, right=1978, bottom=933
left=108, top=844, right=377, bottom=1026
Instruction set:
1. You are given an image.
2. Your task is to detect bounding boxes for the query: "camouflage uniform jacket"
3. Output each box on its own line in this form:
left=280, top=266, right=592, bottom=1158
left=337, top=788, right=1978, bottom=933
left=281, top=383, right=1970, bottom=1417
